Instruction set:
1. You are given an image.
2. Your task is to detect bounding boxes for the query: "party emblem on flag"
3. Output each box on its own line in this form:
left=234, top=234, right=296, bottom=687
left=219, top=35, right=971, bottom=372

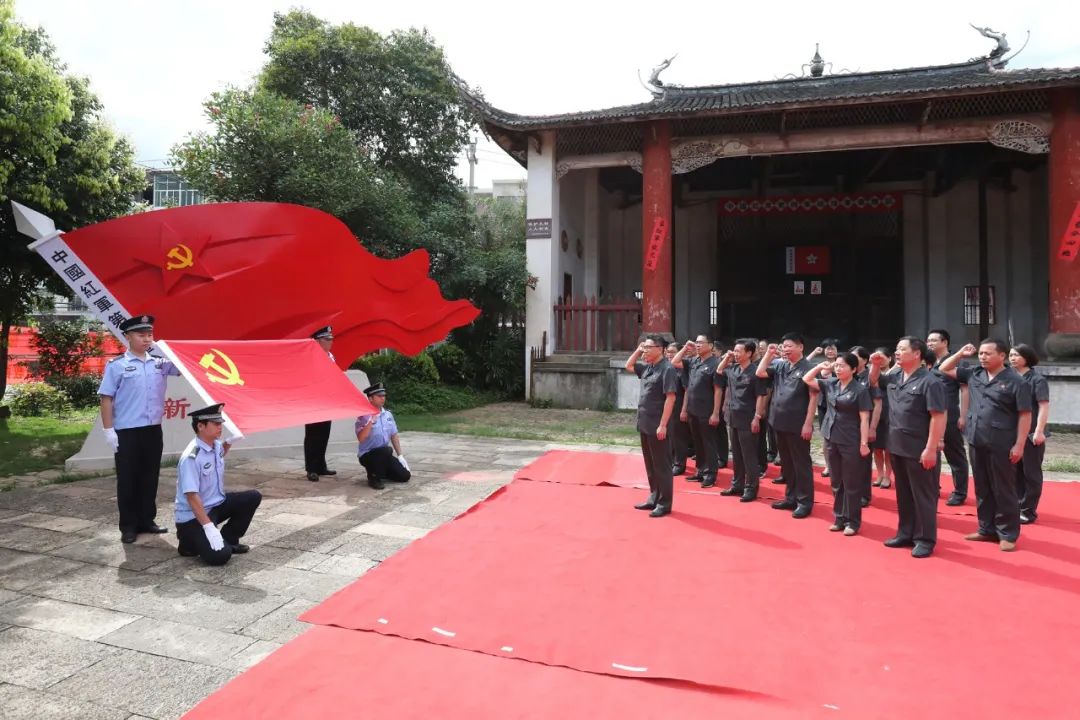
left=166, top=243, right=195, bottom=270
left=199, top=349, right=244, bottom=386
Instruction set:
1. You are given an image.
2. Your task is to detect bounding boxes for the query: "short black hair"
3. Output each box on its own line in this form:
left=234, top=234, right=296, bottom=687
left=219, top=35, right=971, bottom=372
left=735, top=338, right=757, bottom=354
left=928, top=329, right=951, bottom=346
left=921, top=346, right=937, bottom=365
left=821, top=338, right=840, bottom=348
left=1012, top=343, right=1039, bottom=367
left=979, top=338, right=1008, bottom=355
left=873, top=346, right=894, bottom=361
left=835, top=352, right=860, bottom=373
left=781, top=332, right=805, bottom=345
left=191, top=417, right=213, bottom=433
left=644, top=333, right=668, bottom=349
left=848, top=345, right=870, bottom=362
left=899, top=336, right=929, bottom=357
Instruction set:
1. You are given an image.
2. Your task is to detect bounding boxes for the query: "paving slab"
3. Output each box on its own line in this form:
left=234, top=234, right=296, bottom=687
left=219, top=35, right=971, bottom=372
left=238, top=565, right=354, bottom=603
left=5, top=512, right=99, bottom=533
left=0, top=596, right=139, bottom=641
left=50, top=648, right=236, bottom=720
left=100, top=616, right=256, bottom=666
left=330, top=532, right=413, bottom=561
left=374, top=509, right=456, bottom=529
left=0, top=626, right=119, bottom=690
left=119, top=577, right=290, bottom=634
left=0, top=589, right=19, bottom=605
left=216, top=639, right=282, bottom=671
left=0, top=549, right=86, bottom=592
left=350, top=521, right=430, bottom=540
left=48, top=534, right=180, bottom=571
left=310, top=554, right=377, bottom=578
left=0, top=523, right=86, bottom=553
left=26, top=564, right=163, bottom=611
left=0, top=683, right=129, bottom=720
left=238, top=598, right=317, bottom=643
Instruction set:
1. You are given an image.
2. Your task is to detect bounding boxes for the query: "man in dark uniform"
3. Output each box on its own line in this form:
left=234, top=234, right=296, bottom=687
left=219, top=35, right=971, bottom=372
left=98, top=315, right=181, bottom=544
left=673, top=336, right=722, bottom=487
left=938, top=340, right=1032, bottom=552
left=624, top=335, right=678, bottom=517
left=664, top=343, right=692, bottom=476
left=303, top=325, right=337, bottom=482
left=717, top=339, right=767, bottom=500
left=870, top=338, right=947, bottom=559
left=175, top=403, right=262, bottom=566
left=927, top=329, right=971, bottom=506
left=756, top=332, right=817, bottom=518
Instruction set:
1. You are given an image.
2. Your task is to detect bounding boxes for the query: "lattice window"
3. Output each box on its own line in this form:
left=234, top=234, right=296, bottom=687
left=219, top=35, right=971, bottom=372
left=928, top=90, right=1047, bottom=122
left=557, top=123, right=644, bottom=156
left=672, top=113, right=784, bottom=137
left=786, top=102, right=923, bottom=131
left=964, top=285, right=997, bottom=326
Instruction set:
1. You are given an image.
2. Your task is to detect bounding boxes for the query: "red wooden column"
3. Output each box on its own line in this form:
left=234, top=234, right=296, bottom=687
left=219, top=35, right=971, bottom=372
left=641, top=120, right=673, bottom=336
left=1047, top=89, right=1080, bottom=358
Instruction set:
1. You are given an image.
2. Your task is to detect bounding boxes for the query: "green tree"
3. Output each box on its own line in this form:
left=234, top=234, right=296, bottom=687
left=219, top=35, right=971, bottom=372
left=29, top=317, right=103, bottom=380
left=0, top=4, right=144, bottom=401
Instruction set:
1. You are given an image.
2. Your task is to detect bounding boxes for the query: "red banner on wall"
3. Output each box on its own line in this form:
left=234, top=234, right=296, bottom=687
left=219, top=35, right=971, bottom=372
left=718, top=192, right=901, bottom=216
left=1057, top=201, right=1080, bottom=262
left=785, top=246, right=831, bottom=275
left=644, top=217, right=668, bottom=271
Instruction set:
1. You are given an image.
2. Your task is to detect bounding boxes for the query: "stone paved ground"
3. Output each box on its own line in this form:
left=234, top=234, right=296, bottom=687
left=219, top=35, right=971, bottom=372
left=0, top=432, right=637, bottom=719
left=0, top=429, right=1076, bottom=718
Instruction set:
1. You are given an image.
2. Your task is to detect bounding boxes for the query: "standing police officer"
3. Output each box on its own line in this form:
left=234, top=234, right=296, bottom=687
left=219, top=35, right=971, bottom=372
left=756, top=333, right=817, bottom=518
left=674, top=336, right=722, bottom=488
left=870, top=338, right=947, bottom=559
left=174, top=403, right=262, bottom=566
left=303, top=325, right=336, bottom=482
left=927, top=329, right=972, bottom=506
left=716, top=339, right=767, bottom=501
left=938, top=340, right=1032, bottom=552
left=624, top=335, right=678, bottom=517
left=98, top=315, right=181, bottom=544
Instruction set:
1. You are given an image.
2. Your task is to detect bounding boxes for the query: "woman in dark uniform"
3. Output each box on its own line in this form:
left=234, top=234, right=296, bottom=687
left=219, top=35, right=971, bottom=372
left=802, top=352, right=872, bottom=535
left=849, top=345, right=874, bottom=506
left=870, top=347, right=895, bottom=489
left=1009, top=343, right=1051, bottom=524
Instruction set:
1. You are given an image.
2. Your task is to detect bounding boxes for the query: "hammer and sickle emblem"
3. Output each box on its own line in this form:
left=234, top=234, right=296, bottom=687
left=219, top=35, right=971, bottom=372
left=165, top=243, right=194, bottom=270
left=199, top=349, right=244, bottom=386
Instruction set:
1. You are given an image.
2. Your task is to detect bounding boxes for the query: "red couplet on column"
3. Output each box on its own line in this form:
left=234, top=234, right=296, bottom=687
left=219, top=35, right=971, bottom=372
left=1057, top=201, right=1080, bottom=262
left=644, top=217, right=668, bottom=271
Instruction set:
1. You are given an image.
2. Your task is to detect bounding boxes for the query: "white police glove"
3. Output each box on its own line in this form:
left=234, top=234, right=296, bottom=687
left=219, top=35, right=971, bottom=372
left=397, top=455, right=410, bottom=472
left=202, top=522, right=225, bottom=551
left=103, top=427, right=119, bottom=452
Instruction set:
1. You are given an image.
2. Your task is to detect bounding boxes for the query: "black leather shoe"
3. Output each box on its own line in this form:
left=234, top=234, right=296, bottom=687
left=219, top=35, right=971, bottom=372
left=137, top=524, right=168, bottom=534
left=860, top=497, right=871, bottom=508
left=685, top=473, right=703, bottom=482
left=945, top=493, right=965, bottom=506
left=911, top=544, right=933, bottom=559
left=177, top=546, right=197, bottom=557
left=671, top=465, right=686, bottom=475
left=719, top=486, right=744, bottom=496
left=648, top=506, right=671, bottom=518
left=792, top=506, right=812, bottom=519
left=634, top=501, right=657, bottom=511
left=717, top=462, right=728, bottom=470
left=307, top=472, right=320, bottom=482
left=739, top=491, right=757, bottom=503
left=821, top=469, right=831, bottom=477
left=771, top=500, right=797, bottom=510
left=884, top=536, right=915, bottom=548
left=230, top=543, right=250, bottom=554
left=771, top=475, right=786, bottom=485
left=700, top=479, right=716, bottom=489
left=318, top=469, right=337, bottom=476
left=1020, top=512, right=1035, bottom=525
left=120, top=530, right=136, bottom=544
left=368, top=477, right=385, bottom=490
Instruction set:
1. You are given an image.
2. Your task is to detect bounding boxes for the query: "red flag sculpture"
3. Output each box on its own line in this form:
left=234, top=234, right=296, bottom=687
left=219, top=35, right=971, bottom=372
left=156, top=339, right=377, bottom=437
left=15, top=202, right=479, bottom=368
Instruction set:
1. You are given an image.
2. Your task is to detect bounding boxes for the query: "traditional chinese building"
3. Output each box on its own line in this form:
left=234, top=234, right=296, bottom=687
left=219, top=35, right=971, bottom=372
left=463, top=42, right=1080, bottom=420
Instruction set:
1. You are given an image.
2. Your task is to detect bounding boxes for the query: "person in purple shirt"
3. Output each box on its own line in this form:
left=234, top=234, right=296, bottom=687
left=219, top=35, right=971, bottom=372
left=355, top=383, right=410, bottom=490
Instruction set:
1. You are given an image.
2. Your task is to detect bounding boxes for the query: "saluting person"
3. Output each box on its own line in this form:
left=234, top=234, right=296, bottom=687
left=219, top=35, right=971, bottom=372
left=1009, top=344, right=1050, bottom=525
left=625, top=335, right=678, bottom=517
left=716, top=339, right=767, bottom=501
left=674, top=336, right=723, bottom=488
left=927, top=330, right=972, bottom=506
left=98, top=315, right=181, bottom=544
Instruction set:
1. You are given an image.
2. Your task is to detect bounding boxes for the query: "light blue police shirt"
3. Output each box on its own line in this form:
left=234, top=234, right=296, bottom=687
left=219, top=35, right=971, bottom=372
left=175, top=437, right=226, bottom=523
left=355, top=410, right=399, bottom=457
left=97, top=351, right=181, bottom=430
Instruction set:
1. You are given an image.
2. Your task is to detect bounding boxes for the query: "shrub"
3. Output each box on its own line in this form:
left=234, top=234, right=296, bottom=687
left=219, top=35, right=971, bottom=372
left=351, top=350, right=439, bottom=388
left=430, top=342, right=470, bottom=385
left=387, top=381, right=495, bottom=415
left=8, top=382, right=72, bottom=417
left=49, top=374, right=102, bottom=409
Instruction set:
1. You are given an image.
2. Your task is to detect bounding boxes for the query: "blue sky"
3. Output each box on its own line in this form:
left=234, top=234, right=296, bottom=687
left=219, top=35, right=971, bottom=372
left=16, top=0, right=1080, bottom=190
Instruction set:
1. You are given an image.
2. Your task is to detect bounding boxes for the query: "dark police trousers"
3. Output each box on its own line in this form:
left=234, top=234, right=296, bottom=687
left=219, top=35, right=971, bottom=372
left=714, top=417, right=729, bottom=468
left=687, top=415, right=717, bottom=481
left=640, top=432, right=674, bottom=510
left=176, top=490, right=262, bottom=566
left=757, top=419, right=770, bottom=469
left=935, top=412, right=970, bottom=497
left=776, top=431, right=814, bottom=509
left=115, top=425, right=164, bottom=533
left=730, top=426, right=761, bottom=492
left=970, top=444, right=1021, bottom=541
left=1016, top=438, right=1045, bottom=520
left=890, top=454, right=938, bottom=547
left=359, top=446, right=412, bottom=482
left=826, top=443, right=870, bottom=530
left=303, top=420, right=332, bottom=473
left=671, top=415, right=691, bottom=471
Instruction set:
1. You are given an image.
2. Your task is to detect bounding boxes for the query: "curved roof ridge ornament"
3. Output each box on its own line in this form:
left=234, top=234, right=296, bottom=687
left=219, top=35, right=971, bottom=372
left=639, top=54, right=678, bottom=99
left=969, top=24, right=1027, bottom=69
left=778, top=44, right=836, bottom=80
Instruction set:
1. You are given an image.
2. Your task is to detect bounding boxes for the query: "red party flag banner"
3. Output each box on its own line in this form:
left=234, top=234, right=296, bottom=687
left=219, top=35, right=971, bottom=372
left=785, top=245, right=831, bottom=275
left=156, top=339, right=376, bottom=438
left=644, top=217, right=668, bottom=271
left=1057, top=201, right=1080, bottom=262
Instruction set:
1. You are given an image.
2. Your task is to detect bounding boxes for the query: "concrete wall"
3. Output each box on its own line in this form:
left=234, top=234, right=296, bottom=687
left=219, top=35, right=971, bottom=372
left=531, top=367, right=617, bottom=410
left=672, top=202, right=719, bottom=340
left=557, top=171, right=588, bottom=298
left=599, top=201, right=642, bottom=302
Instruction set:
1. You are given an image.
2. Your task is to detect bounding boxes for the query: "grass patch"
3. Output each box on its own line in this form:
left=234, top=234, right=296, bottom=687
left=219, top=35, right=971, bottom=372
left=0, top=409, right=96, bottom=476
left=1044, top=457, right=1080, bottom=473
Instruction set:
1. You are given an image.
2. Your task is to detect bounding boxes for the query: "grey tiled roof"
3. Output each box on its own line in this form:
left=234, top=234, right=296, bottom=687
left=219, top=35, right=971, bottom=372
left=466, top=60, right=1080, bottom=130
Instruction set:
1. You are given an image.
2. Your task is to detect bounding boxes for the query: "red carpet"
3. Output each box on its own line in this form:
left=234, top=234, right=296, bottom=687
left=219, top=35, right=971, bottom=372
left=515, top=449, right=1080, bottom=521
left=185, top=626, right=815, bottom=719
left=303, top=477, right=1080, bottom=717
